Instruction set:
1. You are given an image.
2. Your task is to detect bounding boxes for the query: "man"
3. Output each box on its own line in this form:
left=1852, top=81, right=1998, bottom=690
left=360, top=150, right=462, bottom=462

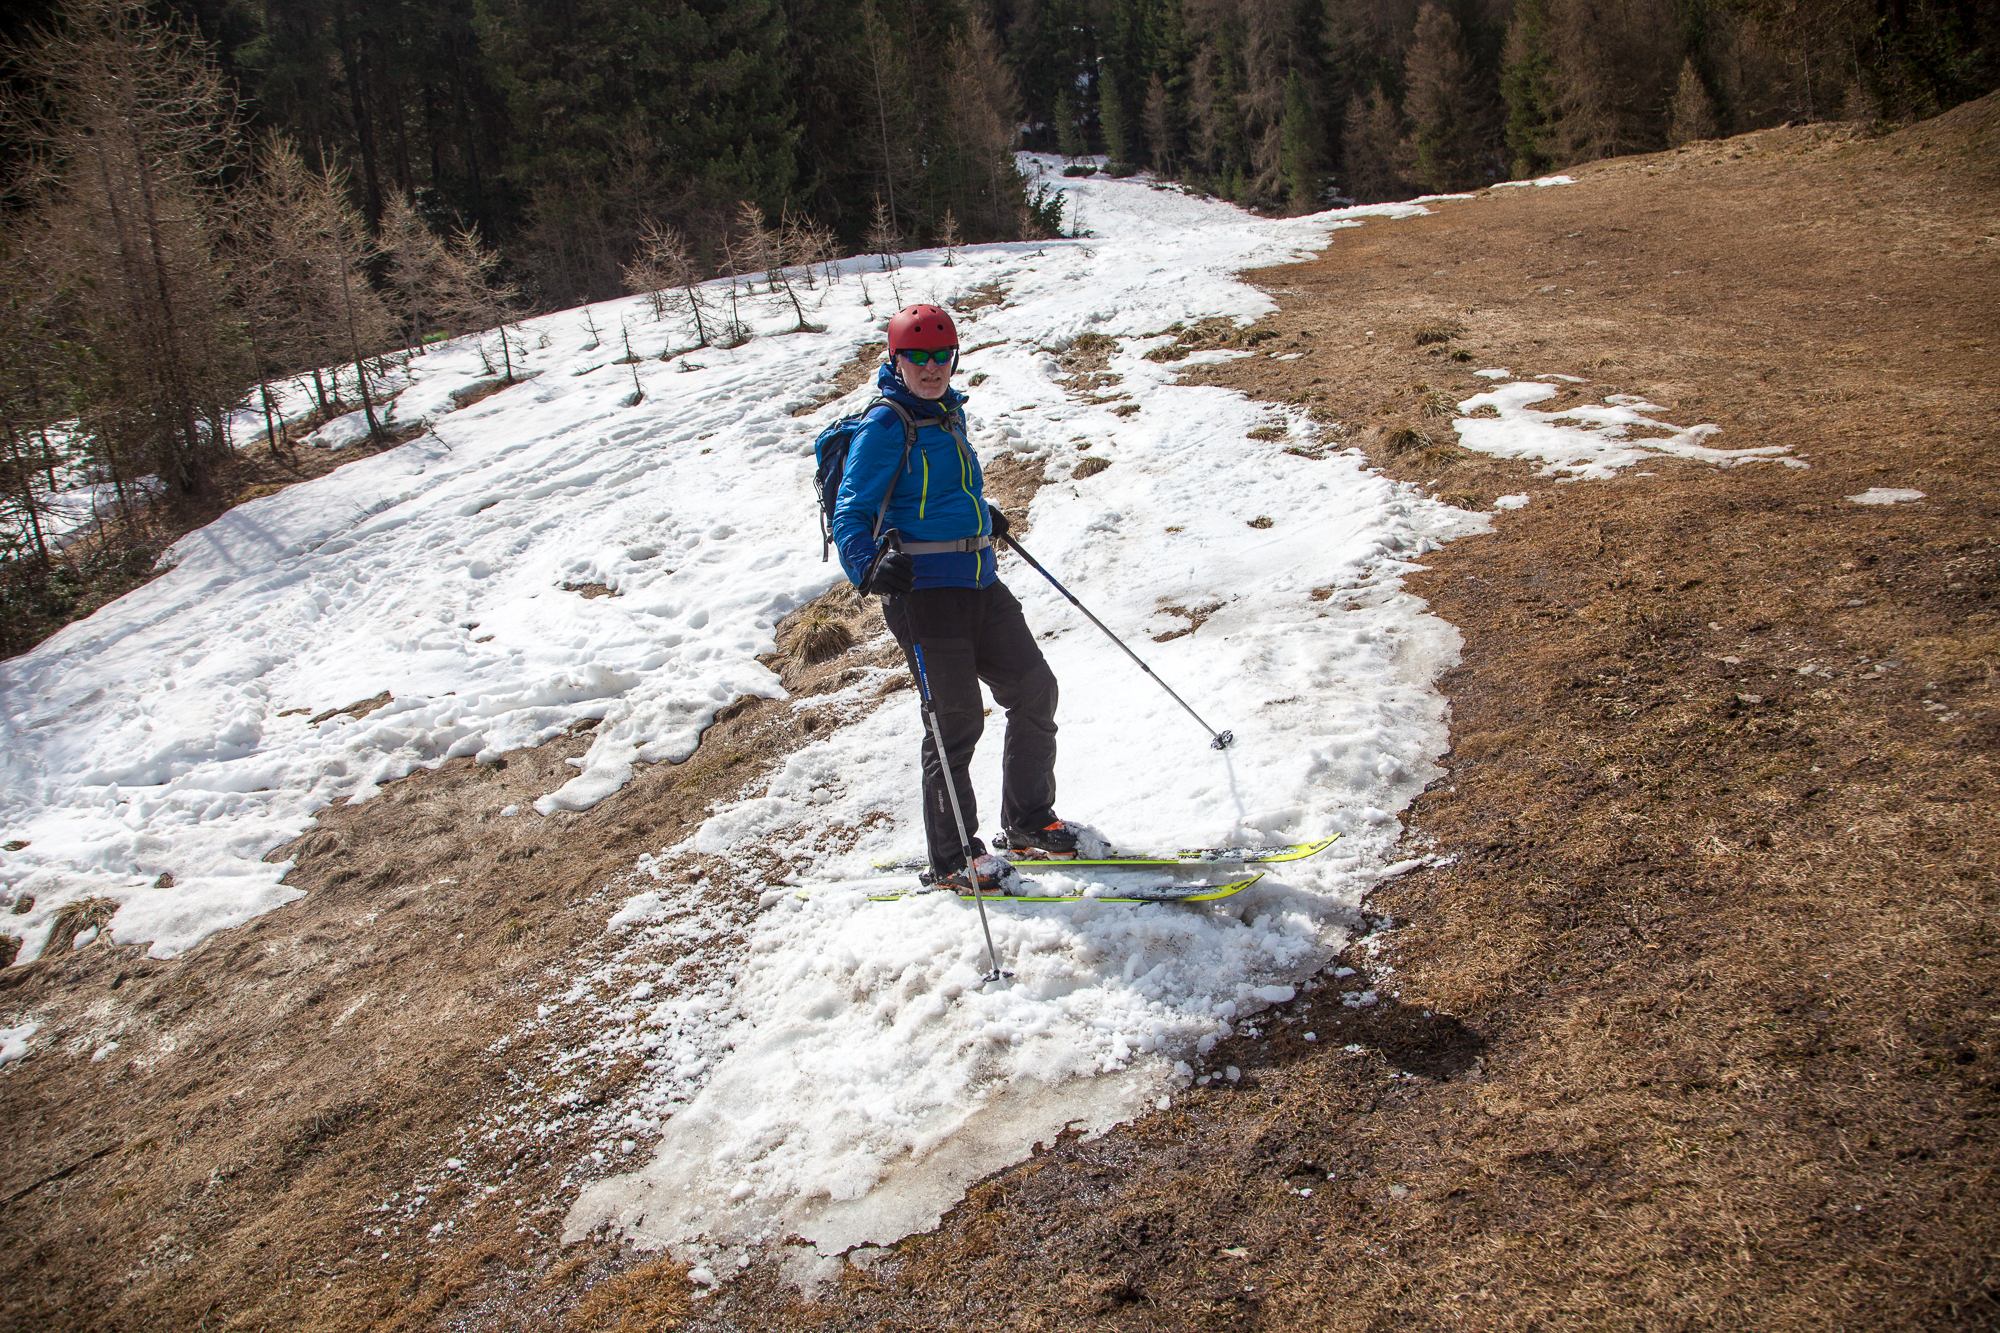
left=830, top=303, right=1079, bottom=893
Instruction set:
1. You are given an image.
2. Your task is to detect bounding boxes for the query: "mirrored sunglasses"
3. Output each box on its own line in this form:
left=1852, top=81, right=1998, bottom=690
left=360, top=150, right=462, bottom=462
left=899, top=347, right=957, bottom=366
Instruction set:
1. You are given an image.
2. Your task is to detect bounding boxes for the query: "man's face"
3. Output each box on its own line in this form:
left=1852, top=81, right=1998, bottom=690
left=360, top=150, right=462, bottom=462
left=899, top=348, right=955, bottom=400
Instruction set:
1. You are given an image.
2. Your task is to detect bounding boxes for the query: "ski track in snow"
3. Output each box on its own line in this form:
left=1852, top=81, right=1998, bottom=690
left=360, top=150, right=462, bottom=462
left=0, top=158, right=1795, bottom=1276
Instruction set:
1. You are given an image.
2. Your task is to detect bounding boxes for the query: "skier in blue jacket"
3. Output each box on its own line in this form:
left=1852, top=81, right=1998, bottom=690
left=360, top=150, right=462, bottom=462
left=832, top=303, right=1079, bottom=892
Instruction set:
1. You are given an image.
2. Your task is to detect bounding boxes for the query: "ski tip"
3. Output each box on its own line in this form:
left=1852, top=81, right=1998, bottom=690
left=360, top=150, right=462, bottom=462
left=1168, top=871, right=1262, bottom=901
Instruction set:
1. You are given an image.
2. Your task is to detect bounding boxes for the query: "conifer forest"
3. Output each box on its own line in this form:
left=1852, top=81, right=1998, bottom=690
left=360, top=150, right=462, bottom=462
left=0, top=0, right=1993, bottom=651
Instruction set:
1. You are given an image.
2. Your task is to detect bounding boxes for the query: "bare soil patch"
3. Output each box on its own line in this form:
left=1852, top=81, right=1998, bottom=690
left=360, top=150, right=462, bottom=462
left=791, top=343, right=887, bottom=418
left=4, top=103, right=1995, bottom=1331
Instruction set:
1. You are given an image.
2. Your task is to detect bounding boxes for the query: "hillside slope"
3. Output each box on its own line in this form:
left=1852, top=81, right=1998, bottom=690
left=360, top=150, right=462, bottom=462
left=1, top=97, right=1994, bottom=1331
left=768, top=100, right=1996, bottom=1332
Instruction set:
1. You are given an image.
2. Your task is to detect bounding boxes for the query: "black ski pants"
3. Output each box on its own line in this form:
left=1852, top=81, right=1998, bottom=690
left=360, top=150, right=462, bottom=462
left=882, top=580, right=1059, bottom=875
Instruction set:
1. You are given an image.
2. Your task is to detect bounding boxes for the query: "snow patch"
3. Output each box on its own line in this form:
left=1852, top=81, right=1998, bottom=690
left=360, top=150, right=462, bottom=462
left=0, top=1022, right=39, bottom=1066
left=1453, top=379, right=1805, bottom=480
left=1846, top=488, right=1924, bottom=506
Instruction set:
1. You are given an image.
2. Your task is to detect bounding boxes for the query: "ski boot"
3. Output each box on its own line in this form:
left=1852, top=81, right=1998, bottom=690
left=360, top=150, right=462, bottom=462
left=998, top=818, right=1082, bottom=859
left=920, top=853, right=1014, bottom=897
left=945, top=854, right=1016, bottom=897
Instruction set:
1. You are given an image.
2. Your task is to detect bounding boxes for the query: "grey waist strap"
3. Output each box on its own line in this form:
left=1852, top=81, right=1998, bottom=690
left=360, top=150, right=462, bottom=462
left=901, top=535, right=994, bottom=555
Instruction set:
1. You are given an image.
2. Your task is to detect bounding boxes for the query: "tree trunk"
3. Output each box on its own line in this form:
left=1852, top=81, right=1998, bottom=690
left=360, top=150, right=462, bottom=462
left=111, top=44, right=209, bottom=494
left=864, top=6, right=902, bottom=232
left=3, top=422, right=50, bottom=565
left=335, top=5, right=385, bottom=232
left=332, top=199, right=383, bottom=437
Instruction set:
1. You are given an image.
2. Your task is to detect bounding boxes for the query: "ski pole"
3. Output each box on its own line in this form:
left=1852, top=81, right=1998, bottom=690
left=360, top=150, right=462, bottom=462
left=999, top=534, right=1235, bottom=751
left=909, top=640, right=1011, bottom=986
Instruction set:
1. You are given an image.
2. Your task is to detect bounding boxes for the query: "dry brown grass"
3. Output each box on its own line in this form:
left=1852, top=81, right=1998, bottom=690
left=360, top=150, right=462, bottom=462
left=791, top=342, right=888, bottom=417
left=42, top=896, right=118, bottom=957
left=788, top=604, right=857, bottom=665
left=562, top=1255, right=693, bottom=1332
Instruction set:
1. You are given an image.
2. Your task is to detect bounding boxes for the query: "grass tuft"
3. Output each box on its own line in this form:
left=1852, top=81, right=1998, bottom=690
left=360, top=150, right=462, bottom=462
left=789, top=607, right=855, bottom=666
left=46, top=896, right=119, bottom=956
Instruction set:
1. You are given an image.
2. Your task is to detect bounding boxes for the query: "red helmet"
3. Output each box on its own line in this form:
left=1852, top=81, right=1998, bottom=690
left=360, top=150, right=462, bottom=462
left=886, top=304, right=957, bottom=351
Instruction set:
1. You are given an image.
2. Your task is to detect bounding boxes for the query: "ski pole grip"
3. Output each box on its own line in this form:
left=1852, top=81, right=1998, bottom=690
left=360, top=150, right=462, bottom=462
left=863, top=529, right=901, bottom=596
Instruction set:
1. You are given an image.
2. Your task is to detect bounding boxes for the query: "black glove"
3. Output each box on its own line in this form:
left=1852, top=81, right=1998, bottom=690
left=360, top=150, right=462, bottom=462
left=865, top=549, right=915, bottom=597
left=987, top=503, right=1011, bottom=542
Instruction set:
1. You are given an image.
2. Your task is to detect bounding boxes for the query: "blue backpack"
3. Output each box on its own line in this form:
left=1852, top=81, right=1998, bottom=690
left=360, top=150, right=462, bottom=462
left=813, top=397, right=918, bottom=562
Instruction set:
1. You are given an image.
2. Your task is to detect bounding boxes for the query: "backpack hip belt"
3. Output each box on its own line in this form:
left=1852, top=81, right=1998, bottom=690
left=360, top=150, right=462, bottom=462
left=900, top=535, right=993, bottom=555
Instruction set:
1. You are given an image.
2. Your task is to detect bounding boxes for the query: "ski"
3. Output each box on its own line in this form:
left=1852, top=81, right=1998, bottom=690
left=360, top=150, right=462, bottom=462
left=871, top=835, right=1338, bottom=876
left=800, top=866, right=1265, bottom=905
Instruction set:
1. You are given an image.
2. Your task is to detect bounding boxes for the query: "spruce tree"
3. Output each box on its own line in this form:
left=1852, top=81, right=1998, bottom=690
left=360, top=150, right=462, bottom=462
left=1055, top=84, right=1087, bottom=161
left=1098, top=66, right=1133, bottom=166
left=1502, top=0, right=1559, bottom=177
left=1142, top=72, right=1177, bottom=171
left=1279, top=69, right=1327, bottom=213
left=1404, top=5, right=1488, bottom=193
left=475, top=0, right=797, bottom=305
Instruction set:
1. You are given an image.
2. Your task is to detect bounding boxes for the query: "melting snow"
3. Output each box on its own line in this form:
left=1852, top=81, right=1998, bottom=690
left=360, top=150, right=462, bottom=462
left=0, top=1021, right=39, bottom=1066
left=1452, top=380, right=1805, bottom=480
left=1846, top=488, right=1924, bottom=506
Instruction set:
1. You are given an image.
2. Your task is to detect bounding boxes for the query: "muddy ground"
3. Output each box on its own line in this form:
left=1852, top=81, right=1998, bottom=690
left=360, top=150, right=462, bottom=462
left=3, top=97, right=1996, bottom=1332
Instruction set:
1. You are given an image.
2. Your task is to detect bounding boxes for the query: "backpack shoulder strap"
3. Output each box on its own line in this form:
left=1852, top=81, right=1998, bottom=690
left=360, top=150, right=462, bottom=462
left=867, top=397, right=919, bottom=541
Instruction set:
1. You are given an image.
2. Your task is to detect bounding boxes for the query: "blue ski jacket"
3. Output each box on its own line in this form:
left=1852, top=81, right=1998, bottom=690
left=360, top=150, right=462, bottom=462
left=831, top=362, right=997, bottom=591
